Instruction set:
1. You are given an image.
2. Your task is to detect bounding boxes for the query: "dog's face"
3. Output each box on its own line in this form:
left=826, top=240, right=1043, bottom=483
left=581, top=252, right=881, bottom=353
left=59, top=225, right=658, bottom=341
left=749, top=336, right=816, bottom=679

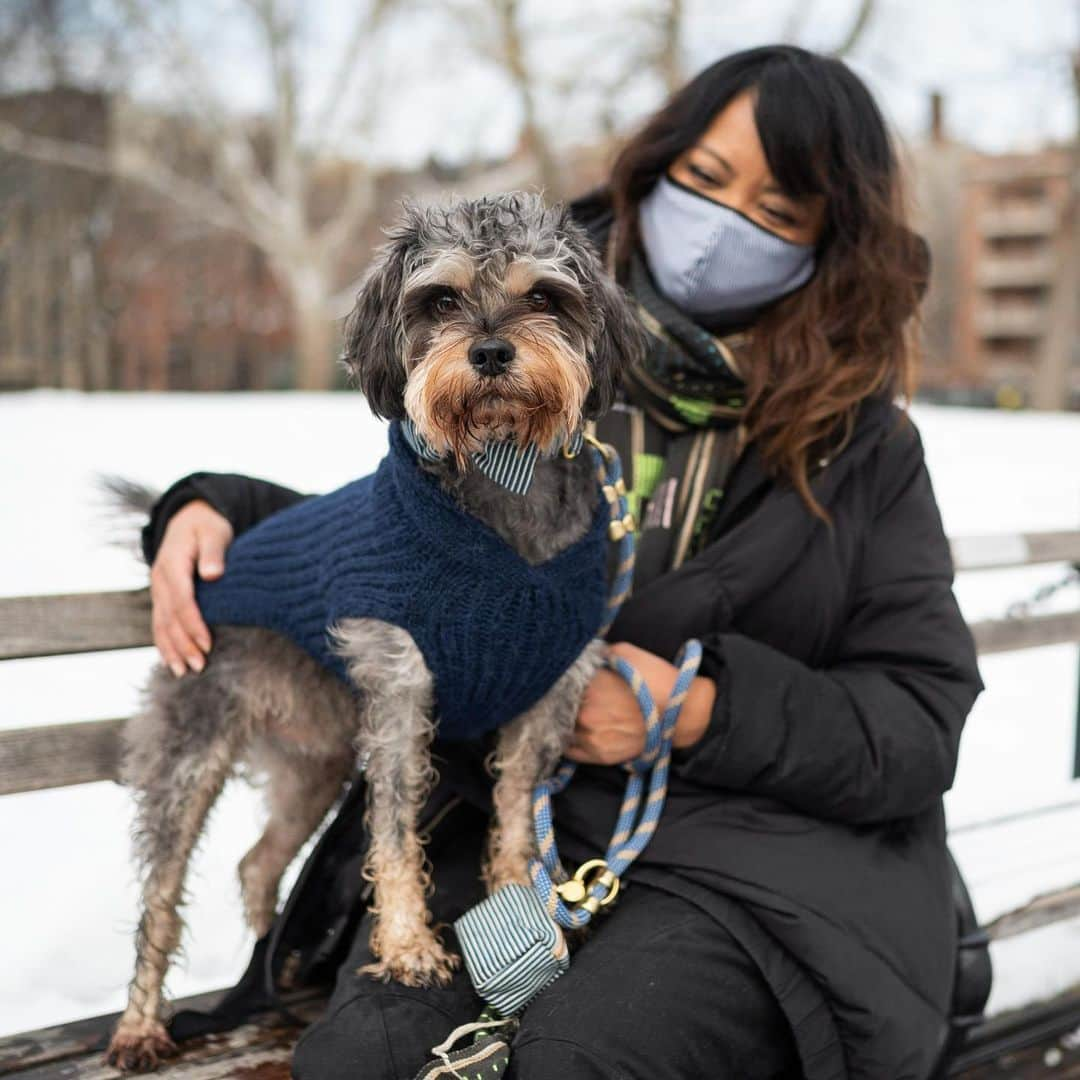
left=343, top=192, right=644, bottom=467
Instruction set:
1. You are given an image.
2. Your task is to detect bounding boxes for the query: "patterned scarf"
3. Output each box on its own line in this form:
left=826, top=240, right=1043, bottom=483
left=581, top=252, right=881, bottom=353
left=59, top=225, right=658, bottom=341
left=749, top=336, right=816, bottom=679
left=622, top=249, right=750, bottom=433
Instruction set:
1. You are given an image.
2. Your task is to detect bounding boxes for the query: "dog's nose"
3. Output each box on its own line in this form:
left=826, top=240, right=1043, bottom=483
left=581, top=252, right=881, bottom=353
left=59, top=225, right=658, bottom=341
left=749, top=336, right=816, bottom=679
left=469, top=338, right=515, bottom=376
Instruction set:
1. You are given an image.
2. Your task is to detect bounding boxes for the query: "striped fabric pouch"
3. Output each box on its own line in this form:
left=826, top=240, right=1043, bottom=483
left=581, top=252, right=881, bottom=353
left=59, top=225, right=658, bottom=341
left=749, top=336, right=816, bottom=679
left=454, top=883, right=570, bottom=1017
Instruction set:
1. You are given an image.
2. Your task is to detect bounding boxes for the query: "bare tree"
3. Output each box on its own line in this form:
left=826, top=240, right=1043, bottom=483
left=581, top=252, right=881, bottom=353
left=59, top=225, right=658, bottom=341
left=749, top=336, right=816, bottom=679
left=432, top=0, right=688, bottom=198
left=654, top=0, right=685, bottom=94
left=428, top=0, right=563, bottom=196
left=830, top=0, right=875, bottom=58
left=783, top=0, right=876, bottom=57
left=0, top=0, right=135, bottom=94
left=0, top=0, right=398, bottom=389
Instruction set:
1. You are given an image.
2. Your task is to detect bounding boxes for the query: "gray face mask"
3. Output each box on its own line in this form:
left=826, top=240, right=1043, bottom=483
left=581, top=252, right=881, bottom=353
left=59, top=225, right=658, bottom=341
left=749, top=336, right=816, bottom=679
left=638, top=175, right=816, bottom=325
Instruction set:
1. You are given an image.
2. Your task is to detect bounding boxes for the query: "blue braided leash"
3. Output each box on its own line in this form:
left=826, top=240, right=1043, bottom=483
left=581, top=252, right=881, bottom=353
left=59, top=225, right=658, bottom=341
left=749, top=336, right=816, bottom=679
left=528, top=432, right=703, bottom=930
left=419, top=433, right=704, bottom=1077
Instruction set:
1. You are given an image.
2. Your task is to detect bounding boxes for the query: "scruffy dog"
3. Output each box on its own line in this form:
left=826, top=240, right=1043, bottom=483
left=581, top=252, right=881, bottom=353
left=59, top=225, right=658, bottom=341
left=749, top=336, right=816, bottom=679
left=106, top=192, right=644, bottom=1071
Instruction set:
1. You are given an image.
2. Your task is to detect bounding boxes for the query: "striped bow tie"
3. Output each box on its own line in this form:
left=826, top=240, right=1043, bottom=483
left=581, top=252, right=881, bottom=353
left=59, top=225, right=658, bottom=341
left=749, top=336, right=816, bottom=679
left=400, top=419, right=585, bottom=496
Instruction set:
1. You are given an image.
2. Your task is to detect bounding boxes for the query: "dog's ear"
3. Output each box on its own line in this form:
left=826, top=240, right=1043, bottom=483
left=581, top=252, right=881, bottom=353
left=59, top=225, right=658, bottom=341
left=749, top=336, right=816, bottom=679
left=342, top=209, right=421, bottom=420
left=583, top=265, right=647, bottom=420
left=554, top=206, right=646, bottom=420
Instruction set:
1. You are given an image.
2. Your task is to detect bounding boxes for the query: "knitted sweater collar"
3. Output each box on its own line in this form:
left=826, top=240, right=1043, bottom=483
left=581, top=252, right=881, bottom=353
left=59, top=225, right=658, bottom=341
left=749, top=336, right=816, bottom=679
left=388, top=419, right=609, bottom=576
left=400, top=418, right=585, bottom=496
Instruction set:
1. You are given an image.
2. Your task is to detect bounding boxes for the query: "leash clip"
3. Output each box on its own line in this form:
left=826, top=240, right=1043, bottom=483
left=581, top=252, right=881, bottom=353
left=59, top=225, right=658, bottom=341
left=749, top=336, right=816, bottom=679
left=555, top=858, right=621, bottom=914
left=583, top=431, right=617, bottom=463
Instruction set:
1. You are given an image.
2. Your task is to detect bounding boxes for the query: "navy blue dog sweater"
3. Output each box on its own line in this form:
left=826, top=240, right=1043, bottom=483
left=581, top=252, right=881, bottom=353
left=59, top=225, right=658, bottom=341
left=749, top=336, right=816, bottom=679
left=195, top=421, right=610, bottom=741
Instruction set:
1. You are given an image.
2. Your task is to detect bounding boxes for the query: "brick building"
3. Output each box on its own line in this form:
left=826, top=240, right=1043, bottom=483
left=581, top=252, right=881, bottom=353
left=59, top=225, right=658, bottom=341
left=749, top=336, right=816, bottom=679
left=0, top=88, right=295, bottom=391
left=911, top=96, right=1078, bottom=410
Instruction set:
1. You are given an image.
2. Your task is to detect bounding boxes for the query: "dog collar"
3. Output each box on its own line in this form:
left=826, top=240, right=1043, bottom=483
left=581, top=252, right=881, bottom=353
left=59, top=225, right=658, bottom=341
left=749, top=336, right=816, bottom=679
left=401, top=419, right=585, bottom=496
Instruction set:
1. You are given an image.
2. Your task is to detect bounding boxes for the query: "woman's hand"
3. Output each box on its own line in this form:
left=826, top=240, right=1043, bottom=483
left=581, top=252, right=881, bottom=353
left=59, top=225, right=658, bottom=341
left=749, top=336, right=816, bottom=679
left=149, top=500, right=233, bottom=677
left=566, top=642, right=717, bottom=766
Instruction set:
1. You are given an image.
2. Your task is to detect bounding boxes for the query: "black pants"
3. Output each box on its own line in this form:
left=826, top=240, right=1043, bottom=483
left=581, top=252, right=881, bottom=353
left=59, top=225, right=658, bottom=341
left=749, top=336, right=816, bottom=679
left=291, top=806, right=801, bottom=1080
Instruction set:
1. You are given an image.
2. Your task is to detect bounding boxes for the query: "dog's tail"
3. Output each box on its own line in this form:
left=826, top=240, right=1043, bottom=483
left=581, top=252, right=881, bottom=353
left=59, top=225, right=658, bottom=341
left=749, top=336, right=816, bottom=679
left=96, top=474, right=160, bottom=561
left=99, top=474, right=160, bottom=516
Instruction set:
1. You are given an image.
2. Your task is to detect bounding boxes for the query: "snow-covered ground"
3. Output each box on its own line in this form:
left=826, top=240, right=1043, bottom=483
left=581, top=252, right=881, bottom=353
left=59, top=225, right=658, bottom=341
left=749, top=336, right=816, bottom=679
left=1, top=390, right=1078, bottom=1037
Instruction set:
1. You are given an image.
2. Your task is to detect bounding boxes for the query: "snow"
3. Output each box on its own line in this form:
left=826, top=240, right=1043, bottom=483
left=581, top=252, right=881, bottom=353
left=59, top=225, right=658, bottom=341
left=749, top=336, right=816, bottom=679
left=1, top=390, right=1078, bottom=1036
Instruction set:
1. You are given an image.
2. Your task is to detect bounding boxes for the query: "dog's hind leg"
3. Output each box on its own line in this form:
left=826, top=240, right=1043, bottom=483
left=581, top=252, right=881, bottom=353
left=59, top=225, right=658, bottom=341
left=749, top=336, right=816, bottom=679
left=332, top=617, right=458, bottom=988
left=107, top=666, right=244, bottom=1073
left=485, top=638, right=608, bottom=893
left=238, top=739, right=352, bottom=937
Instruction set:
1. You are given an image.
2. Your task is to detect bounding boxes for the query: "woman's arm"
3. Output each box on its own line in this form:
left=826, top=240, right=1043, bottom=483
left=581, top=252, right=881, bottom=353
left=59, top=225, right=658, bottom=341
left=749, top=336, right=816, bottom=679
left=586, top=422, right=984, bottom=826
left=141, top=472, right=310, bottom=565
left=670, top=427, right=984, bottom=825
left=142, top=473, right=310, bottom=676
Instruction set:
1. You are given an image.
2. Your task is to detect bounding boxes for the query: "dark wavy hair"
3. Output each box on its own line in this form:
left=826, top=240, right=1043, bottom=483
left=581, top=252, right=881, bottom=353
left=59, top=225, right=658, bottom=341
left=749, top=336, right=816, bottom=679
left=608, top=45, right=925, bottom=521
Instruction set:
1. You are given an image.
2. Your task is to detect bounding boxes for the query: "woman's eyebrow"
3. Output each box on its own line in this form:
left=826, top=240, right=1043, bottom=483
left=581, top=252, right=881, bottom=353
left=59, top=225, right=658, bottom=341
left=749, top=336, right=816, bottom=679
left=695, top=145, right=733, bottom=175
left=694, top=145, right=806, bottom=205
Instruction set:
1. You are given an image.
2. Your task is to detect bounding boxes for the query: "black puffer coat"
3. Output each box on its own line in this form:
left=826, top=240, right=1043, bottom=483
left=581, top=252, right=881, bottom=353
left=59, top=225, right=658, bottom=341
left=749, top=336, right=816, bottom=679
left=146, top=200, right=984, bottom=1080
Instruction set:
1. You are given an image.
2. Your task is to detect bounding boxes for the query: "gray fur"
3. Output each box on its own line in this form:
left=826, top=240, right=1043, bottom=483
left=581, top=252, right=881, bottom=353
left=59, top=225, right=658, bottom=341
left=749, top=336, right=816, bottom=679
left=343, top=191, right=644, bottom=426
left=108, top=192, right=644, bottom=1071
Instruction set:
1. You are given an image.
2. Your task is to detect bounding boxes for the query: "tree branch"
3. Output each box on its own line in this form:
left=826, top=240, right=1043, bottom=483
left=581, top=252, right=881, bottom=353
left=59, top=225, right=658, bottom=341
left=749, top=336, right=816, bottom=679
left=248, top=0, right=304, bottom=222
left=653, top=0, right=684, bottom=94
left=311, top=0, right=399, bottom=151
left=114, top=0, right=284, bottom=230
left=830, top=0, right=875, bottom=58
left=0, top=120, right=246, bottom=234
left=316, top=164, right=376, bottom=262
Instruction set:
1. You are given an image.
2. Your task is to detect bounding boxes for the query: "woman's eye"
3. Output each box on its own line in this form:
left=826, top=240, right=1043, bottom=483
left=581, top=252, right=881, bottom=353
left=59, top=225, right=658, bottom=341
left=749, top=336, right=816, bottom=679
left=762, top=205, right=796, bottom=228
left=688, top=164, right=719, bottom=185
left=432, top=291, right=458, bottom=315
left=525, top=290, right=550, bottom=311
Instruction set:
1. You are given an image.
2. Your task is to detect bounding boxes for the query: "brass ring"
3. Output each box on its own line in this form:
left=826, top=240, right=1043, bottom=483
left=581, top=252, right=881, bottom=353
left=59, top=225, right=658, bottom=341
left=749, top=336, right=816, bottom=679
left=558, top=858, right=621, bottom=914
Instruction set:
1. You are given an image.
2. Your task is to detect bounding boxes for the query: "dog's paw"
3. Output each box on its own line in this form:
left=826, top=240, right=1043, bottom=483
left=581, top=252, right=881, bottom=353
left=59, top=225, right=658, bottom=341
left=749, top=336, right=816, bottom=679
left=358, top=937, right=461, bottom=988
left=105, top=1018, right=178, bottom=1073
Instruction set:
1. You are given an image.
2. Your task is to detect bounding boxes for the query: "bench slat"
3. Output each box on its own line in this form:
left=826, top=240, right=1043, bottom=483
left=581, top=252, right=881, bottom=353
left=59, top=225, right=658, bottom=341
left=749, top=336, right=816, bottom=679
left=950, top=529, right=1080, bottom=570
left=0, top=719, right=125, bottom=796
left=967, top=610, right=1080, bottom=655
left=985, top=882, right=1080, bottom=942
left=0, top=988, right=225, bottom=1075
left=0, top=986, right=324, bottom=1078
left=0, top=610, right=1078, bottom=796
left=0, top=591, right=152, bottom=660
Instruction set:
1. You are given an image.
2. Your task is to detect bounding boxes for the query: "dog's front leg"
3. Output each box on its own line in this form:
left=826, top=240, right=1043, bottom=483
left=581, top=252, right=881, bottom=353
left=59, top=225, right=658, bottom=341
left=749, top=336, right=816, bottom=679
left=486, top=639, right=608, bottom=892
left=333, top=618, right=458, bottom=987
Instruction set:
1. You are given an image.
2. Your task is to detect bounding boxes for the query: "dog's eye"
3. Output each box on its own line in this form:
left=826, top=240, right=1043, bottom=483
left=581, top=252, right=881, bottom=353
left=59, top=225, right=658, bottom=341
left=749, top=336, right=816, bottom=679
left=431, top=290, right=458, bottom=316
left=525, top=289, right=551, bottom=312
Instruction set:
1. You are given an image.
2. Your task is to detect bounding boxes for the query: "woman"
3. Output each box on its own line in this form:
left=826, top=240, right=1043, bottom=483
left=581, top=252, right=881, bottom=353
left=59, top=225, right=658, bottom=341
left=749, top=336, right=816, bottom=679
left=143, top=45, right=983, bottom=1080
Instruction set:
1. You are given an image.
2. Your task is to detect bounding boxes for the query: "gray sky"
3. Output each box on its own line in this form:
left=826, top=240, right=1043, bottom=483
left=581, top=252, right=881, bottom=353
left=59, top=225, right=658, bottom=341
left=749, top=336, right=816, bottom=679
left=300, top=0, right=1080, bottom=164
left=20, top=0, right=1080, bottom=166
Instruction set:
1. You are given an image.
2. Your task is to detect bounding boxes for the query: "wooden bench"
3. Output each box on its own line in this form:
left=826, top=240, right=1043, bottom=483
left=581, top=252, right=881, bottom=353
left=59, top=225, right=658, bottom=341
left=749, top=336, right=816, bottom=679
left=1, top=531, right=1079, bottom=1077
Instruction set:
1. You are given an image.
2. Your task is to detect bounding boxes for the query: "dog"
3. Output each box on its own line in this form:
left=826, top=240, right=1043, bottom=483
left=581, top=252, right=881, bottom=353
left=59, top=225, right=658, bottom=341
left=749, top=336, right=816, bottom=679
left=106, top=191, right=645, bottom=1072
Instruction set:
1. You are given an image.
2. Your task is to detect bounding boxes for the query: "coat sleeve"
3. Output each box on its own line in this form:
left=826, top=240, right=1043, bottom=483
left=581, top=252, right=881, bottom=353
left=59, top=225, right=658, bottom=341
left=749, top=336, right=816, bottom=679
left=140, top=472, right=310, bottom=565
left=669, top=425, right=985, bottom=825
